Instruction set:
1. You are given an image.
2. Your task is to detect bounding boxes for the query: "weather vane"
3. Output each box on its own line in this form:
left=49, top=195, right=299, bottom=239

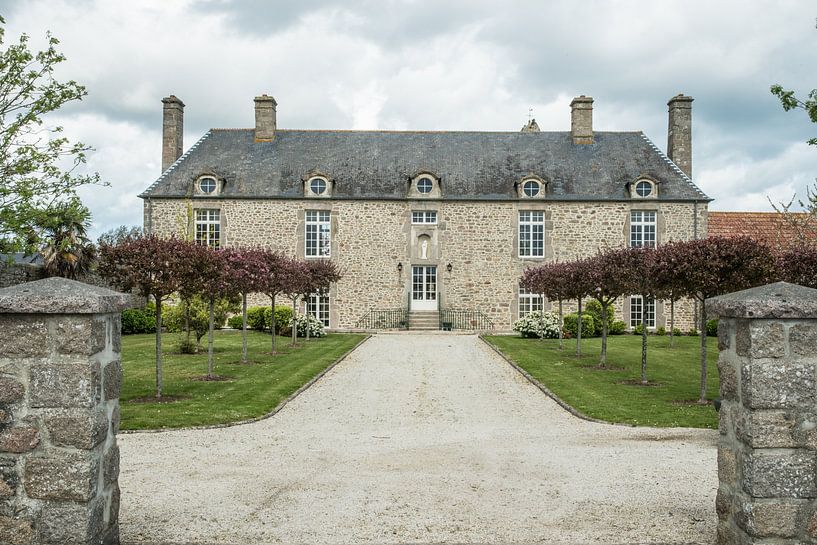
left=528, top=107, right=533, bottom=122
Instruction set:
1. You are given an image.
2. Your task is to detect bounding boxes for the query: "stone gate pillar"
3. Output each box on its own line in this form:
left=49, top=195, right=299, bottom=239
left=0, top=277, right=130, bottom=545
left=709, top=281, right=817, bottom=545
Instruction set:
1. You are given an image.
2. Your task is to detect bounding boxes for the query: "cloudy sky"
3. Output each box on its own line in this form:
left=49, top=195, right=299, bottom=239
left=4, top=0, right=817, bottom=239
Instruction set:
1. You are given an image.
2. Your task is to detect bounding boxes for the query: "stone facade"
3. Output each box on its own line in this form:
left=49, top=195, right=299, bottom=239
left=0, top=277, right=129, bottom=545
left=709, top=282, right=817, bottom=545
left=145, top=197, right=705, bottom=330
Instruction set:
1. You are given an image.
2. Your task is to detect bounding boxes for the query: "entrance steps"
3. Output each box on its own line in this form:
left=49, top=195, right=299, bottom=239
left=408, top=311, right=439, bottom=330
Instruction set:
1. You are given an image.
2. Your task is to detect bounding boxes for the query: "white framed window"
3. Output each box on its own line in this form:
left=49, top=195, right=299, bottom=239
left=519, top=211, right=545, bottom=257
left=412, top=211, right=437, bottom=224
left=307, top=293, right=330, bottom=327
left=309, top=177, right=327, bottom=195
left=630, top=210, right=656, bottom=248
left=305, top=210, right=331, bottom=257
left=417, top=177, right=434, bottom=194
left=630, top=296, right=656, bottom=328
left=195, top=209, right=220, bottom=248
left=518, top=286, right=544, bottom=317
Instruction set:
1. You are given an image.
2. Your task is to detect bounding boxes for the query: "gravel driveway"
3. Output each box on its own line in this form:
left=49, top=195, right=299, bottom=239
left=119, top=334, right=718, bottom=545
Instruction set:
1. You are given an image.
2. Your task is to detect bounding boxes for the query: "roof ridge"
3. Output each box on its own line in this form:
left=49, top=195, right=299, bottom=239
left=639, top=133, right=709, bottom=200
left=208, top=128, right=645, bottom=135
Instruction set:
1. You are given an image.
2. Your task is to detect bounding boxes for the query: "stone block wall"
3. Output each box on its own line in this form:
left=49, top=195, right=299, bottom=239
left=0, top=278, right=129, bottom=545
left=146, top=197, right=704, bottom=330
left=709, top=282, right=817, bottom=545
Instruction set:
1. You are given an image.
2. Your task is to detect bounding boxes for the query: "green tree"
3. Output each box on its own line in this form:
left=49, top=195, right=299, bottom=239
left=768, top=82, right=817, bottom=244
left=0, top=16, right=103, bottom=253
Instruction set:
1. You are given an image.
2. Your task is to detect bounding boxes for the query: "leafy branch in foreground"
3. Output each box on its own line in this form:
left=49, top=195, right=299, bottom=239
left=0, top=15, right=105, bottom=252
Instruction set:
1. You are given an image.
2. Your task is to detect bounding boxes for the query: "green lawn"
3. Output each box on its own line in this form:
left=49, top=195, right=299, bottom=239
left=483, top=334, right=720, bottom=429
left=120, top=330, right=366, bottom=430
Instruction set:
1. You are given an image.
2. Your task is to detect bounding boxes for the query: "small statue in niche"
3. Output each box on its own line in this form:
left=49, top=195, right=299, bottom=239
left=420, top=238, right=428, bottom=259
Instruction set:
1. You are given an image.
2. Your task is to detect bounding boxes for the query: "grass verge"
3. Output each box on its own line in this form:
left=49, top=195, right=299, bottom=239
left=120, top=330, right=366, bottom=430
left=483, top=334, right=720, bottom=429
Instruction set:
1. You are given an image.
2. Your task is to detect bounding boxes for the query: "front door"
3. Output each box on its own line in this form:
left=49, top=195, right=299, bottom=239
left=411, top=265, right=437, bottom=311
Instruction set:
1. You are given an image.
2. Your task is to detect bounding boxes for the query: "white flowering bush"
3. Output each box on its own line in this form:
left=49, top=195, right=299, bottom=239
left=513, top=311, right=561, bottom=339
left=290, top=313, right=326, bottom=338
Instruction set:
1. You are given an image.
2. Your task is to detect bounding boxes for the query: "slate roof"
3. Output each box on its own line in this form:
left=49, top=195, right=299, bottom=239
left=140, top=129, right=710, bottom=201
left=708, top=211, right=815, bottom=248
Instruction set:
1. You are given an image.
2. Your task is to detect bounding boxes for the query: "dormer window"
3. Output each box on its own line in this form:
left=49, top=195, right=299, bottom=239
left=630, top=178, right=657, bottom=199
left=195, top=175, right=220, bottom=196
left=303, top=173, right=333, bottom=198
left=417, top=177, right=434, bottom=194
left=408, top=172, right=441, bottom=198
left=636, top=180, right=653, bottom=197
left=516, top=175, right=547, bottom=199
left=523, top=180, right=541, bottom=197
left=310, top=177, right=327, bottom=195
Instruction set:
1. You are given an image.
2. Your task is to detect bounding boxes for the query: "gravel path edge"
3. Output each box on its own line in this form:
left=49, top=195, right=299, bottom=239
left=119, top=334, right=372, bottom=434
left=479, top=334, right=623, bottom=427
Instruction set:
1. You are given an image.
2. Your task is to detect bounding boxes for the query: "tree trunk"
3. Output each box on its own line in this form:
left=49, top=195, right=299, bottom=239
left=576, top=297, right=582, bottom=357
left=270, top=294, right=277, bottom=354
left=699, top=301, right=708, bottom=403
left=292, top=297, right=298, bottom=346
left=241, top=293, right=248, bottom=363
left=155, top=299, right=163, bottom=399
left=207, top=297, right=215, bottom=378
left=291, top=297, right=298, bottom=346
left=641, top=301, right=648, bottom=383
left=599, top=298, right=608, bottom=366
left=183, top=298, right=193, bottom=352
left=669, top=297, right=675, bottom=348
left=558, top=299, right=564, bottom=350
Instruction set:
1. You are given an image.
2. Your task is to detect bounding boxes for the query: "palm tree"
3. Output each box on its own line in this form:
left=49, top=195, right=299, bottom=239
left=39, top=199, right=96, bottom=279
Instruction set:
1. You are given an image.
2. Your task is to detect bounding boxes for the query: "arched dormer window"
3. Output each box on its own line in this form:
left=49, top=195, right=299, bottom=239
left=628, top=176, right=658, bottom=199
left=516, top=175, right=547, bottom=199
left=408, top=171, right=441, bottom=198
left=194, top=173, right=222, bottom=196
left=302, top=171, right=334, bottom=198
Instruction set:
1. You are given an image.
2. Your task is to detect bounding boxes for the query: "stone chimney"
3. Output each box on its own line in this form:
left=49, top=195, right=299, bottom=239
left=570, top=95, right=594, bottom=144
left=254, top=94, right=277, bottom=141
left=667, top=93, right=693, bottom=177
left=161, top=95, right=184, bottom=172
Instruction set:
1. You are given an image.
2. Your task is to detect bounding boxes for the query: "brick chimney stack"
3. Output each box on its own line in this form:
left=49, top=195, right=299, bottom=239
left=667, top=93, right=693, bottom=177
left=570, top=95, right=594, bottom=144
left=161, top=95, right=184, bottom=172
left=254, top=94, right=277, bottom=141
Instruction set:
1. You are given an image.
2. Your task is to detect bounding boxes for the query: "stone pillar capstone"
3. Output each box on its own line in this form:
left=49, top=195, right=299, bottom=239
left=0, top=277, right=131, bottom=545
left=708, top=281, right=817, bottom=545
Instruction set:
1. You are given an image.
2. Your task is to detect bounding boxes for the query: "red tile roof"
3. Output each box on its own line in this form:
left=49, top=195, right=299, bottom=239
left=708, top=211, right=816, bottom=250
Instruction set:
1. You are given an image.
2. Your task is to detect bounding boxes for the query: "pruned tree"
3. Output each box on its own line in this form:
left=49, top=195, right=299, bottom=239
left=778, top=245, right=817, bottom=288
left=521, top=262, right=571, bottom=349
left=195, top=247, right=235, bottom=379
left=0, top=17, right=104, bottom=253
left=586, top=248, right=631, bottom=367
left=300, top=259, right=342, bottom=340
left=282, top=259, right=311, bottom=346
left=563, top=259, right=594, bottom=357
left=668, top=237, right=777, bottom=402
left=257, top=250, right=287, bottom=354
left=652, top=242, right=692, bottom=347
left=222, top=247, right=269, bottom=362
left=97, top=235, right=189, bottom=398
left=617, top=246, right=660, bottom=383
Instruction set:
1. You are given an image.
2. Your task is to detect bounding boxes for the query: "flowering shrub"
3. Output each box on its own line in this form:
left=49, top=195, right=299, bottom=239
left=513, top=311, right=561, bottom=339
left=290, top=313, right=326, bottom=338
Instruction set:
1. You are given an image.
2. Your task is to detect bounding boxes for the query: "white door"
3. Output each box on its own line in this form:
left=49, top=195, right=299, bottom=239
left=411, top=265, right=437, bottom=311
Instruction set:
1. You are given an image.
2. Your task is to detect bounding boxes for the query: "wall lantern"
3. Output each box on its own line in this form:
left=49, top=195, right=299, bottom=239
left=446, top=263, right=453, bottom=273
left=397, top=262, right=403, bottom=272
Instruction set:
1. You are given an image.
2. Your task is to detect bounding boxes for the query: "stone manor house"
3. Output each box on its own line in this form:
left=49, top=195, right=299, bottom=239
left=140, top=93, right=709, bottom=331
